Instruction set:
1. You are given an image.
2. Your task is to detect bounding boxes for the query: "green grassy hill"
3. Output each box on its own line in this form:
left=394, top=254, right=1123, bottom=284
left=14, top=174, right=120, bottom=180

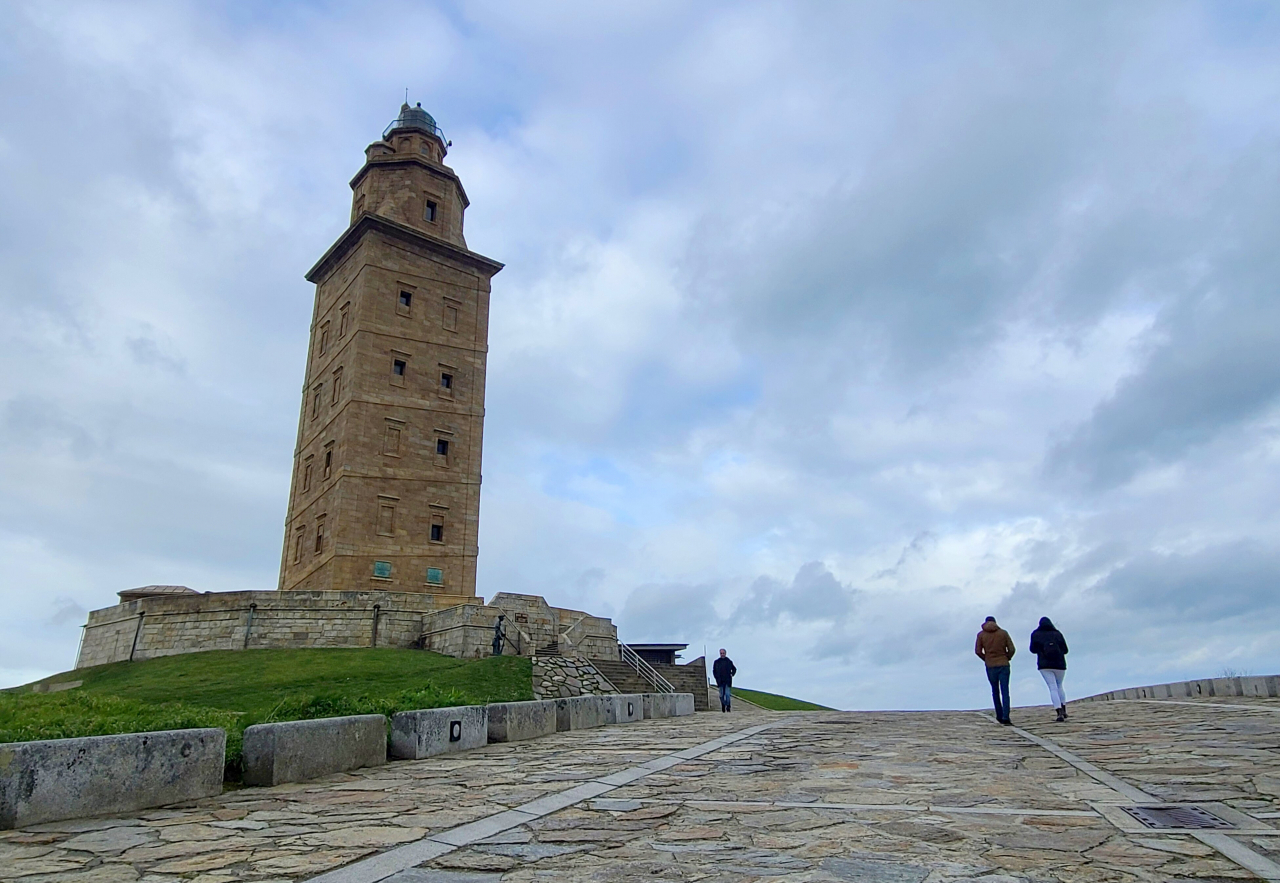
left=1, top=648, right=532, bottom=775
left=732, top=686, right=832, bottom=711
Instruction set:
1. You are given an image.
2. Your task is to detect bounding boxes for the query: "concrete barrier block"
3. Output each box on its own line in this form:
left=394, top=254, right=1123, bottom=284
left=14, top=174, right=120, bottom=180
left=487, top=700, right=556, bottom=743
left=390, top=706, right=487, bottom=760
left=556, top=695, right=610, bottom=732
left=243, top=715, right=386, bottom=786
left=672, top=693, right=695, bottom=716
left=607, top=694, right=643, bottom=724
left=0, top=728, right=225, bottom=829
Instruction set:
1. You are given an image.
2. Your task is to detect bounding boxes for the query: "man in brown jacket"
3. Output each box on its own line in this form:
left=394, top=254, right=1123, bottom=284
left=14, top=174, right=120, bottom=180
left=975, top=616, right=1015, bottom=725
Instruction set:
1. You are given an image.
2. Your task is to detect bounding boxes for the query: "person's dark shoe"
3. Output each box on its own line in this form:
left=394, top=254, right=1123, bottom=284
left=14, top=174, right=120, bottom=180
left=1055, top=707, right=1066, bottom=722
left=1061, top=705, right=1068, bottom=720
left=1000, top=717, right=1012, bottom=726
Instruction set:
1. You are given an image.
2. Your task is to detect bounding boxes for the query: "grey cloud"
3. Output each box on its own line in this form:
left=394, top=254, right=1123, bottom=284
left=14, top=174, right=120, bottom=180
left=1047, top=293, right=1280, bottom=489
left=732, top=562, right=857, bottom=627
left=618, top=582, right=720, bottom=644
left=1093, top=541, right=1280, bottom=619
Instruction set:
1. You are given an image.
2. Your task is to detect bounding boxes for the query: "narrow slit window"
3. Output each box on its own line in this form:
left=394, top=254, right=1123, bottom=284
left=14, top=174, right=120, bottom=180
left=339, top=303, right=351, bottom=337
left=323, top=448, right=333, bottom=479
left=442, top=302, right=458, bottom=332
left=425, top=200, right=437, bottom=222
left=302, top=459, right=313, bottom=492
left=311, top=387, right=323, bottom=419
left=436, top=439, right=449, bottom=456
left=314, top=518, right=326, bottom=554
left=331, top=367, right=342, bottom=404
left=319, top=322, right=330, bottom=355
left=293, top=528, right=306, bottom=563
left=393, top=359, right=407, bottom=376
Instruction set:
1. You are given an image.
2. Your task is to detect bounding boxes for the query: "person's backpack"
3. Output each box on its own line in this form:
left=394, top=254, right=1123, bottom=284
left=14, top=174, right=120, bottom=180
left=1039, top=631, right=1061, bottom=656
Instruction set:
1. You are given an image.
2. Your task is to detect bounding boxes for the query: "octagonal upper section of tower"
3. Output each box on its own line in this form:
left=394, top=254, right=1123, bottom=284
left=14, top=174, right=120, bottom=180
left=348, top=102, right=470, bottom=248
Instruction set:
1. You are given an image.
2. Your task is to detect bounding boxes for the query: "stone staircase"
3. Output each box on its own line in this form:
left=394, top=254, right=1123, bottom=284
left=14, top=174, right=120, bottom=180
left=589, top=657, right=711, bottom=712
left=590, top=659, right=653, bottom=696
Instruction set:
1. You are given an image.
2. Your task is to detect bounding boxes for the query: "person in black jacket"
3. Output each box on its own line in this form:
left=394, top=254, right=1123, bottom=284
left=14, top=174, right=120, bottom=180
left=712, top=649, right=737, bottom=712
left=1029, top=617, right=1069, bottom=721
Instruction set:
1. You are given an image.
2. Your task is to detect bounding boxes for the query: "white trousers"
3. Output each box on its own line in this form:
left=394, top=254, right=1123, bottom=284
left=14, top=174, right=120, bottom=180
left=1041, top=669, right=1066, bottom=708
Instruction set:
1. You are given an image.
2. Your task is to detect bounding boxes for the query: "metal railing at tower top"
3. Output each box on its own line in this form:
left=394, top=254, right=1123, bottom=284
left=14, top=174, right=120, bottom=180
left=384, top=104, right=447, bottom=143
left=619, top=642, right=675, bottom=693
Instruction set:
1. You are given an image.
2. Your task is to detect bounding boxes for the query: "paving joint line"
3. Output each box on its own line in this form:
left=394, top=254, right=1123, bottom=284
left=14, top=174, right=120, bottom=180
left=306, top=718, right=789, bottom=883
left=602, top=797, right=1096, bottom=817
left=975, top=712, right=1280, bottom=882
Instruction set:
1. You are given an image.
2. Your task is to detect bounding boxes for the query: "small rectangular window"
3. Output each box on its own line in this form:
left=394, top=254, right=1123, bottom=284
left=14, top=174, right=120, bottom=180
left=339, top=303, right=351, bottom=337
left=397, top=290, right=413, bottom=317
left=440, top=372, right=453, bottom=391
left=331, top=367, right=343, bottom=404
left=430, top=514, right=445, bottom=544
left=314, top=517, right=326, bottom=554
left=293, top=528, right=306, bottom=563
left=393, top=360, right=406, bottom=376
left=436, top=439, right=449, bottom=456
left=425, top=200, right=437, bottom=222
left=311, top=387, right=323, bottom=419
left=373, top=560, right=392, bottom=579
left=302, top=458, right=313, bottom=492
left=319, top=321, right=330, bottom=355
left=377, top=504, right=396, bottom=536
left=323, top=447, right=333, bottom=479
left=443, top=302, right=458, bottom=332
left=426, top=567, right=444, bottom=585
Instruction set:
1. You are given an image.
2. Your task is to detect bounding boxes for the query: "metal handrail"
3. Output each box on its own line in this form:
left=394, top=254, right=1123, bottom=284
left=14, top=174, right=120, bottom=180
left=619, top=642, right=674, bottom=693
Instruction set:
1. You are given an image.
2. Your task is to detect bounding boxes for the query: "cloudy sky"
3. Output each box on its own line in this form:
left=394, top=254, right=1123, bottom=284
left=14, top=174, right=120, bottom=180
left=3, top=1, right=1280, bottom=710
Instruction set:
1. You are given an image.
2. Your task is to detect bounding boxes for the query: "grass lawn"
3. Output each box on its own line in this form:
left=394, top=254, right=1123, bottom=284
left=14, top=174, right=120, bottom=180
left=732, top=686, right=832, bottom=711
left=1, top=648, right=532, bottom=775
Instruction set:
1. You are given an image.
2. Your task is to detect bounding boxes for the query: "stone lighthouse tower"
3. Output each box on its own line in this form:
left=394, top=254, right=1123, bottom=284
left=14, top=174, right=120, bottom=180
left=278, top=103, right=503, bottom=599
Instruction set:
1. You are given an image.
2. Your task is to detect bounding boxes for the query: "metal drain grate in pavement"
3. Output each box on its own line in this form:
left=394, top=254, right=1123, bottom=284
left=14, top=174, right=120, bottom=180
left=1122, top=805, right=1235, bottom=830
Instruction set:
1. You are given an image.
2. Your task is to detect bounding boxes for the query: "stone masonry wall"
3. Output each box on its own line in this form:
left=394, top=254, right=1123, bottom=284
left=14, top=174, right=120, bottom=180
left=76, top=590, right=447, bottom=669
left=532, top=656, right=619, bottom=699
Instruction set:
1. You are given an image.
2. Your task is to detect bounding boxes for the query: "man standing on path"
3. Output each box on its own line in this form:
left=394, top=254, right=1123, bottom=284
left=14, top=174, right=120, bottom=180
left=975, top=616, right=1015, bottom=725
left=712, top=648, right=737, bottom=712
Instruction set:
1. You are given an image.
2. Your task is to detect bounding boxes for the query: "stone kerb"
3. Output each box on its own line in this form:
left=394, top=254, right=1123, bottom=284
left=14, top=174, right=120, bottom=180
left=0, top=729, right=225, bottom=829
left=607, top=694, right=644, bottom=725
left=242, top=715, right=386, bottom=786
left=555, top=695, right=611, bottom=732
left=487, top=699, right=557, bottom=743
left=390, top=706, right=487, bottom=760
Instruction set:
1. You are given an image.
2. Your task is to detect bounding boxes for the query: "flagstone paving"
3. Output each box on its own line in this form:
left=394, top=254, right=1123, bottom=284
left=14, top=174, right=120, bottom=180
left=5, top=697, right=1280, bottom=882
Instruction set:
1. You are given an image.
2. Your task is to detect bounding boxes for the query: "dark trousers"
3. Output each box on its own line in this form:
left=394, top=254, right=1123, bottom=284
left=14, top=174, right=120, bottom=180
left=718, top=683, right=732, bottom=711
left=986, top=665, right=1011, bottom=721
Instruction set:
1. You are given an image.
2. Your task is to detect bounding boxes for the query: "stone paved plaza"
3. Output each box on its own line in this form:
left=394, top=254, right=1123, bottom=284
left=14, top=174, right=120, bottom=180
left=6, top=696, right=1280, bottom=882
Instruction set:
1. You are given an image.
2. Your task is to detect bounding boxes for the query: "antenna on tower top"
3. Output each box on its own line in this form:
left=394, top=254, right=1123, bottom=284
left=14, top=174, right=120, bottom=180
left=404, top=87, right=409, bottom=104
